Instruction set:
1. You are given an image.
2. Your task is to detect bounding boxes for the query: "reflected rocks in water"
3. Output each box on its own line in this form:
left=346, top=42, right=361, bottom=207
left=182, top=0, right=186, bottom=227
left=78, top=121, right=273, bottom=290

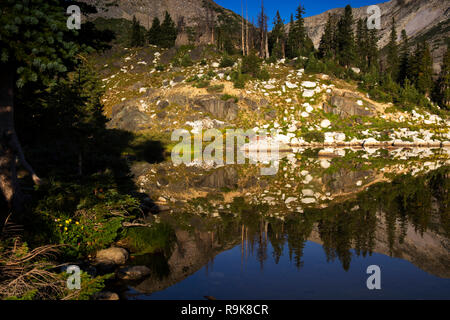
left=122, top=165, right=450, bottom=298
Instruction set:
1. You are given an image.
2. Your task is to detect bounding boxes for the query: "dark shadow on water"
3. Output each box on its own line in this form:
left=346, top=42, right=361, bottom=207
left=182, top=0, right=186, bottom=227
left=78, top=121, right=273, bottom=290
left=132, top=139, right=166, bottom=164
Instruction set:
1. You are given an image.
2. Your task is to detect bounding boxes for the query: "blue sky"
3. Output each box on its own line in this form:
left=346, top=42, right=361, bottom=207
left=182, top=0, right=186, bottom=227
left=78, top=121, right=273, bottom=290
left=215, top=0, right=380, bottom=28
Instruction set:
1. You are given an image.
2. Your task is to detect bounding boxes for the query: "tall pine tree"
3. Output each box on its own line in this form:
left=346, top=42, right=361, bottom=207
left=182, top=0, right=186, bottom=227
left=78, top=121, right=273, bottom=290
left=318, top=14, right=337, bottom=60
left=386, top=17, right=399, bottom=80
left=287, top=3, right=310, bottom=58
left=130, top=15, right=144, bottom=47
left=160, top=11, right=178, bottom=48
left=412, top=42, right=433, bottom=96
left=148, top=17, right=162, bottom=46
left=398, top=29, right=410, bottom=85
left=336, top=5, right=355, bottom=67
left=286, top=14, right=296, bottom=59
left=130, top=16, right=144, bottom=47
left=271, top=11, right=286, bottom=59
left=367, top=27, right=379, bottom=70
left=355, top=18, right=369, bottom=70
left=0, top=0, right=96, bottom=213
left=433, top=46, right=449, bottom=109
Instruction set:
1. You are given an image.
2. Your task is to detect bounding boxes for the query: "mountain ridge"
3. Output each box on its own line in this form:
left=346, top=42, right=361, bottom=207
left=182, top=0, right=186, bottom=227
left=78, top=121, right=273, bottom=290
left=79, top=0, right=244, bottom=45
left=302, top=0, right=449, bottom=72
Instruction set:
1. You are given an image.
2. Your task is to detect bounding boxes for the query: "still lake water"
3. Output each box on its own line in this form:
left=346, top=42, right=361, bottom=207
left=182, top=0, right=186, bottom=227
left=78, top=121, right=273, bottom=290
left=121, top=147, right=450, bottom=300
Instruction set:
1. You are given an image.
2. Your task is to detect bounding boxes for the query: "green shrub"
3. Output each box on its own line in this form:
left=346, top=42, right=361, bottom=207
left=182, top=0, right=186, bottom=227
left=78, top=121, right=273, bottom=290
left=180, top=54, right=193, bottom=67
left=266, top=55, right=277, bottom=64
left=186, top=75, right=199, bottom=82
left=207, top=84, right=225, bottom=93
left=305, top=54, right=326, bottom=74
left=232, top=73, right=247, bottom=89
left=193, top=79, right=210, bottom=88
left=122, top=224, right=176, bottom=254
left=220, top=55, right=235, bottom=68
left=241, top=53, right=262, bottom=77
left=301, top=131, right=325, bottom=143
left=294, top=58, right=306, bottom=70
left=221, top=94, right=239, bottom=103
left=155, top=64, right=165, bottom=71
left=258, top=68, right=270, bottom=81
left=32, top=172, right=141, bottom=259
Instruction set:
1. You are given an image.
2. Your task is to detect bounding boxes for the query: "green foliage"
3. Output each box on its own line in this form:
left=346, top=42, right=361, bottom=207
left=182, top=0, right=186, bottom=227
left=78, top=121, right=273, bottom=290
left=287, top=4, right=312, bottom=58
left=207, top=84, right=225, bottom=93
left=66, top=272, right=113, bottom=300
left=148, top=17, right=162, bottom=46
left=122, top=224, right=176, bottom=255
left=0, top=0, right=82, bottom=87
left=215, top=13, right=240, bottom=54
left=4, top=290, right=38, bottom=300
left=258, top=67, right=270, bottom=81
left=241, top=53, right=262, bottom=77
left=386, top=17, right=399, bottom=80
left=270, top=11, right=286, bottom=59
left=193, top=79, right=210, bottom=88
left=159, top=11, right=178, bottom=48
left=231, top=70, right=249, bottom=89
left=305, top=53, right=326, bottom=74
left=155, top=64, right=165, bottom=71
left=172, top=50, right=193, bottom=68
left=301, top=131, right=325, bottom=143
left=432, top=46, right=450, bottom=109
left=336, top=5, right=356, bottom=67
left=130, top=16, right=144, bottom=47
left=413, top=42, right=434, bottom=95
left=146, top=12, right=177, bottom=48
left=219, top=54, right=235, bottom=68
left=33, top=172, right=140, bottom=258
left=186, top=75, right=199, bottom=82
left=319, top=14, right=337, bottom=60
left=398, top=29, right=410, bottom=85
left=186, top=27, right=197, bottom=45
left=221, top=94, right=239, bottom=103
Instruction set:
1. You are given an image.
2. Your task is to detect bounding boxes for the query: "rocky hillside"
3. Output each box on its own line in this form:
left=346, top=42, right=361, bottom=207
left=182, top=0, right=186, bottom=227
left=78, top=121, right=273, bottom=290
left=79, top=0, right=243, bottom=45
left=303, top=0, right=450, bottom=72
left=93, top=45, right=449, bottom=150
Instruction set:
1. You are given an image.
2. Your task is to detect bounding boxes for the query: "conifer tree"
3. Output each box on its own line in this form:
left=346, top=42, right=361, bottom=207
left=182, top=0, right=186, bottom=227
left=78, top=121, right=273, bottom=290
left=386, top=17, right=399, bottom=80
left=433, top=46, right=449, bottom=109
left=148, top=17, right=162, bottom=46
left=160, top=11, right=178, bottom=48
left=336, top=5, right=355, bottom=67
left=286, top=14, right=295, bottom=59
left=0, top=0, right=101, bottom=213
left=355, top=18, right=369, bottom=70
left=367, top=27, right=379, bottom=70
left=398, top=29, right=410, bottom=85
left=318, top=14, right=336, bottom=60
left=287, top=3, right=311, bottom=58
left=412, top=42, right=433, bottom=95
left=271, top=11, right=286, bottom=59
left=130, top=15, right=144, bottom=47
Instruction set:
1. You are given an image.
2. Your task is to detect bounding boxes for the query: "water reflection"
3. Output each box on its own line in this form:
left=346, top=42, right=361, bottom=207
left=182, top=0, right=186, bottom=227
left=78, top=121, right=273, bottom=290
left=123, top=148, right=449, bottom=299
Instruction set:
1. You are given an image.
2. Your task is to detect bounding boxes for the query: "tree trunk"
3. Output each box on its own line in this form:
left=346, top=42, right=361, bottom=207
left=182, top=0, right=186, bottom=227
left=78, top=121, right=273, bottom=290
left=241, top=1, right=245, bottom=56
left=245, top=9, right=249, bottom=56
left=0, top=65, right=40, bottom=221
